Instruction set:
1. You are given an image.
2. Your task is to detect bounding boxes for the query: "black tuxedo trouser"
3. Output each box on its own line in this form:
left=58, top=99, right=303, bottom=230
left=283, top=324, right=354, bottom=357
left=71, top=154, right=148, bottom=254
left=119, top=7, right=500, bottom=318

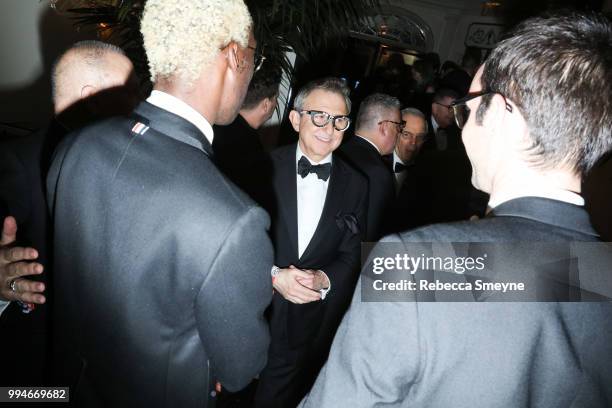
left=254, top=345, right=326, bottom=408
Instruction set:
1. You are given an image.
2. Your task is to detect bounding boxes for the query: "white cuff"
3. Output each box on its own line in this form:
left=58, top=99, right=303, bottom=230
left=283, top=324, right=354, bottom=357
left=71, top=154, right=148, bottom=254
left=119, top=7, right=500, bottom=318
left=318, top=270, right=331, bottom=300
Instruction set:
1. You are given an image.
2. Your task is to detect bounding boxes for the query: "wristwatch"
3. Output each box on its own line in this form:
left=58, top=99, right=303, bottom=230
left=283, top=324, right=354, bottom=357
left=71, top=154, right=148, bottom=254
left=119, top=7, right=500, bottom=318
left=271, top=265, right=280, bottom=283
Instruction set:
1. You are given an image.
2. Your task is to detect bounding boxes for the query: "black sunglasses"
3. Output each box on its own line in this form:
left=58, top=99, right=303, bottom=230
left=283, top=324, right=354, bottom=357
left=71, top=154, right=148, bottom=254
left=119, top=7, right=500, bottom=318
left=450, top=91, right=513, bottom=129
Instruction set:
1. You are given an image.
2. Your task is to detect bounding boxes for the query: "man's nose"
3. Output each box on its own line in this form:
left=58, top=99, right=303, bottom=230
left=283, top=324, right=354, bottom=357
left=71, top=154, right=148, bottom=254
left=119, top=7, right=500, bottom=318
left=323, top=120, right=335, bottom=135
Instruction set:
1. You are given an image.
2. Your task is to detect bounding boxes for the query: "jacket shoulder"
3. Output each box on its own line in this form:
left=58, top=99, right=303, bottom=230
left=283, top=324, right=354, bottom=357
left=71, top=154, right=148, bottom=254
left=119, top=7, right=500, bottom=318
left=334, top=154, right=368, bottom=186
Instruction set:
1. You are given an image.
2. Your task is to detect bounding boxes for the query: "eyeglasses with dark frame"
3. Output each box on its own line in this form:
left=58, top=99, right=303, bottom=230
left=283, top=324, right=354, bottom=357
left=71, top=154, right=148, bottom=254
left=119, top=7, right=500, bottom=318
left=434, top=101, right=452, bottom=110
left=450, top=91, right=514, bottom=129
left=247, top=45, right=266, bottom=73
left=298, top=110, right=351, bottom=132
left=378, top=120, right=406, bottom=133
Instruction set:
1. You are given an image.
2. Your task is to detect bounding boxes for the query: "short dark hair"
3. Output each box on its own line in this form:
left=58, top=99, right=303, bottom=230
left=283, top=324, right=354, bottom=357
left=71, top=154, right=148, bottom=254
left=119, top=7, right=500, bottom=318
left=401, top=107, right=429, bottom=134
left=478, top=11, right=612, bottom=176
left=241, top=64, right=282, bottom=110
left=413, top=59, right=435, bottom=86
left=433, top=88, right=459, bottom=104
left=293, top=77, right=352, bottom=114
left=355, top=93, right=400, bottom=131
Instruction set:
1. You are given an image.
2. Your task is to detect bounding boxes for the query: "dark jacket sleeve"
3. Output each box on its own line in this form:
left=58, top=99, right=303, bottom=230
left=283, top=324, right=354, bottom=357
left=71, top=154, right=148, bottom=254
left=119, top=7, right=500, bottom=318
left=317, top=182, right=368, bottom=345
left=194, top=205, right=274, bottom=391
left=367, top=165, right=395, bottom=241
left=0, top=140, right=30, bottom=226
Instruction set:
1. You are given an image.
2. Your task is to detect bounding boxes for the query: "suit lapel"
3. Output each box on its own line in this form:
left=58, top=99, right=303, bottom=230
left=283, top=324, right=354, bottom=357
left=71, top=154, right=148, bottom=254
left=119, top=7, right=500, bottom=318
left=132, top=102, right=214, bottom=157
left=299, top=158, right=349, bottom=262
left=275, top=147, right=299, bottom=259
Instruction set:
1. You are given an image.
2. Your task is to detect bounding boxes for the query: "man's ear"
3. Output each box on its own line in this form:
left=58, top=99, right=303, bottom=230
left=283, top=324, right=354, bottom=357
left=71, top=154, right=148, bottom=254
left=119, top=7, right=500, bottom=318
left=223, top=42, right=244, bottom=73
left=481, top=94, right=506, bottom=128
left=261, top=98, right=271, bottom=114
left=80, top=85, right=96, bottom=99
left=288, top=109, right=301, bottom=132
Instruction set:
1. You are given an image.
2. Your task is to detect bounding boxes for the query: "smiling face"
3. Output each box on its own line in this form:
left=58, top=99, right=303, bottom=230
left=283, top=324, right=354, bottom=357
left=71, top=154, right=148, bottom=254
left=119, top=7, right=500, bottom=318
left=289, top=89, right=349, bottom=162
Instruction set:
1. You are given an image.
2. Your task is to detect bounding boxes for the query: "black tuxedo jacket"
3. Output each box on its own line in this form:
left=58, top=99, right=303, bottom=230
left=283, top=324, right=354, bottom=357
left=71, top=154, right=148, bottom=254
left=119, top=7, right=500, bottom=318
left=338, top=135, right=394, bottom=241
left=47, top=102, right=274, bottom=407
left=254, top=144, right=368, bottom=352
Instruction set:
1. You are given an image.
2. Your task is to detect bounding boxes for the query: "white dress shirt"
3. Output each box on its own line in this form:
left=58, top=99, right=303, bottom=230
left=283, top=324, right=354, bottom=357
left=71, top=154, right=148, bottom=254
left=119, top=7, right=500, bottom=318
left=0, top=300, right=8, bottom=316
left=146, top=90, right=215, bottom=145
left=296, top=144, right=331, bottom=258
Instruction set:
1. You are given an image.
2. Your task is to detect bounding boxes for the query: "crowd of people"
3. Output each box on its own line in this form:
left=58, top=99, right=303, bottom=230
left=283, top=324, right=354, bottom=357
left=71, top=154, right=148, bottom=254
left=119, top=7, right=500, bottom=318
left=0, top=1, right=611, bottom=407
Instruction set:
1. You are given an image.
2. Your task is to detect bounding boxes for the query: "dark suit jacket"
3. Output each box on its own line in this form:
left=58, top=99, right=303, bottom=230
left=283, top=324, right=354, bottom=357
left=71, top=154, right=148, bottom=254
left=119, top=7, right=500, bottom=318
left=212, top=114, right=270, bottom=193
left=301, top=197, right=612, bottom=408
left=388, top=160, right=427, bottom=233
left=338, top=135, right=394, bottom=241
left=388, top=143, right=487, bottom=233
left=423, top=121, right=462, bottom=152
left=0, top=119, right=66, bottom=385
left=47, top=102, right=274, bottom=407
left=0, top=119, right=66, bottom=271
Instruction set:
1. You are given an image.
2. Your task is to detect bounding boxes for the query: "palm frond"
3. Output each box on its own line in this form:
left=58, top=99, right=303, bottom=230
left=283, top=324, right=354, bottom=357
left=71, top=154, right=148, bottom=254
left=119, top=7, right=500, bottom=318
left=51, top=0, right=384, bottom=88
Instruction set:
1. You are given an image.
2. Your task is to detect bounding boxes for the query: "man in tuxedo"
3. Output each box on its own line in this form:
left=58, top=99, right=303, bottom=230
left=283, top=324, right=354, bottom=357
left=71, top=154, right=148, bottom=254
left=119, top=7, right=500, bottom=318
left=426, top=87, right=460, bottom=151
left=0, top=40, right=137, bottom=386
left=339, top=93, right=399, bottom=241
left=301, top=12, right=612, bottom=407
left=213, top=63, right=281, bottom=191
left=47, top=1, right=273, bottom=406
left=423, top=86, right=488, bottom=224
left=388, top=108, right=429, bottom=232
left=391, top=108, right=428, bottom=194
left=254, top=77, right=368, bottom=408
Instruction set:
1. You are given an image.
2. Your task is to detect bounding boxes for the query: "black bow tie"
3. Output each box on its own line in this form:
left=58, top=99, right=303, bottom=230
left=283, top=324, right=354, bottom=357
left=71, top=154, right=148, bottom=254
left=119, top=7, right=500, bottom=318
left=394, top=162, right=408, bottom=173
left=298, top=156, right=331, bottom=181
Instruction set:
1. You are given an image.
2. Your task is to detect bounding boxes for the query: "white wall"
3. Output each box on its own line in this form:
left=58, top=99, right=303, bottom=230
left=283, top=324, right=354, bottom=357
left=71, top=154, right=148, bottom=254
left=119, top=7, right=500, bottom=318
left=0, top=0, right=95, bottom=130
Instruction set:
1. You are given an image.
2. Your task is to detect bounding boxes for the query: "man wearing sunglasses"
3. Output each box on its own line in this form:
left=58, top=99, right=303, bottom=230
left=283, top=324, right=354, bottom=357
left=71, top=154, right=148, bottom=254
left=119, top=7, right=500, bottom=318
left=339, top=93, right=401, bottom=241
left=253, top=77, right=368, bottom=408
left=301, top=11, right=612, bottom=407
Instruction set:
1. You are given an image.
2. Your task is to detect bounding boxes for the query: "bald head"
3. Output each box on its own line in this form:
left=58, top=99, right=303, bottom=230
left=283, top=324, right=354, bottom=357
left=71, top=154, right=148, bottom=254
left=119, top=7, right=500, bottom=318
left=51, top=41, right=136, bottom=115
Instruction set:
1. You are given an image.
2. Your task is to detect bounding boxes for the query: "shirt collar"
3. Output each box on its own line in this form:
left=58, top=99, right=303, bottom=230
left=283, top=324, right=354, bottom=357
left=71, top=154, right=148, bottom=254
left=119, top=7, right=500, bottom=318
left=431, top=116, right=439, bottom=133
left=146, top=90, right=214, bottom=145
left=489, top=187, right=585, bottom=209
left=355, top=134, right=381, bottom=154
left=296, top=143, right=332, bottom=165
left=393, top=150, right=405, bottom=166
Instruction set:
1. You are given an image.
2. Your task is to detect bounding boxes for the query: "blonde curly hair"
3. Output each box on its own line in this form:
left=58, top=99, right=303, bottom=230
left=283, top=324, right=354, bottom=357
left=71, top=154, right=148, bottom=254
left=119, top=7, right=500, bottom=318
left=141, top=0, right=252, bottom=82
